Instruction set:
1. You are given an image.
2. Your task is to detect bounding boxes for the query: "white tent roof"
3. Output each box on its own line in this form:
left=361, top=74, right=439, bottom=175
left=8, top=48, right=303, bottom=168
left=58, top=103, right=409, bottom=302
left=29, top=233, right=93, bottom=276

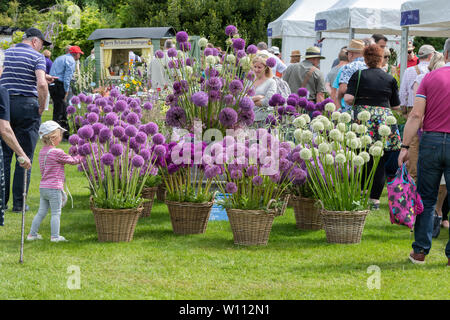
left=268, top=0, right=340, bottom=38
left=401, top=0, right=450, bottom=36
left=315, top=0, right=405, bottom=35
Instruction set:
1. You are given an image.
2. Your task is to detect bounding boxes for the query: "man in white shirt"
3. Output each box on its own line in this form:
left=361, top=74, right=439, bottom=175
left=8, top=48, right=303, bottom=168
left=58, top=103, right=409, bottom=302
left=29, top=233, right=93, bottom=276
left=149, top=39, right=173, bottom=90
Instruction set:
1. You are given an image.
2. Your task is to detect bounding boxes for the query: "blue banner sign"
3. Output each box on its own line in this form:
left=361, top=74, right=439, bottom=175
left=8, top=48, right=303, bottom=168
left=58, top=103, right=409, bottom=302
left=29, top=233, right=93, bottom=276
left=315, top=19, right=327, bottom=31
left=401, top=9, right=420, bottom=26
left=267, top=28, right=272, bottom=37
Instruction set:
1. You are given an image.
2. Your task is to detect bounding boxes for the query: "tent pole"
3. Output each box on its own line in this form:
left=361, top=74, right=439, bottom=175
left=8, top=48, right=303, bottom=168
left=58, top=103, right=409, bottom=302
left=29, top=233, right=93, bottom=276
left=268, top=37, right=272, bottom=48
left=349, top=28, right=355, bottom=42
left=400, top=26, right=409, bottom=84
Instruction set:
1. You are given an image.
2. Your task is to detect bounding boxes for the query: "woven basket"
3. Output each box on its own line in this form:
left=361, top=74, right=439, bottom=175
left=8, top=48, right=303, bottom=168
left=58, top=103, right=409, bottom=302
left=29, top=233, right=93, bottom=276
left=291, top=196, right=322, bottom=230
left=140, top=187, right=158, bottom=218
left=156, top=185, right=166, bottom=202
left=226, top=209, right=276, bottom=246
left=90, top=201, right=143, bottom=242
left=165, top=200, right=213, bottom=234
left=320, top=209, right=370, bottom=244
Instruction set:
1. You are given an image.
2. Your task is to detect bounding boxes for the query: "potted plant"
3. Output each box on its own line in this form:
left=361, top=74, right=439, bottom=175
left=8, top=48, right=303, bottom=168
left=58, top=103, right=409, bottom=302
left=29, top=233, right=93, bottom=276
left=292, top=106, right=396, bottom=243
left=139, top=173, right=162, bottom=218
left=69, top=92, right=161, bottom=242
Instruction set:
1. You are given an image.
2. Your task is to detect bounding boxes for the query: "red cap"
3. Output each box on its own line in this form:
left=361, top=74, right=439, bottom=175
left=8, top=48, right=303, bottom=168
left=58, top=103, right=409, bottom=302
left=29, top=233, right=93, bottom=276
left=69, top=46, right=84, bottom=54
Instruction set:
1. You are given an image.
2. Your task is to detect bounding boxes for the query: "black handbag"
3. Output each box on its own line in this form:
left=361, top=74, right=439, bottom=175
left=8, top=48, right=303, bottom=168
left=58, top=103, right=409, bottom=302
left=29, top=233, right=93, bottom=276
left=432, top=211, right=442, bottom=238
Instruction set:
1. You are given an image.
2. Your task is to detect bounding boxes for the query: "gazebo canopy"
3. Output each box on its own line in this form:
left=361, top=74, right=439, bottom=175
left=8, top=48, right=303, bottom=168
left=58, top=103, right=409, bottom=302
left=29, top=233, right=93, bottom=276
left=401, top=0, right=450, bottom=36
left=88, top=27, right=176, bottom=41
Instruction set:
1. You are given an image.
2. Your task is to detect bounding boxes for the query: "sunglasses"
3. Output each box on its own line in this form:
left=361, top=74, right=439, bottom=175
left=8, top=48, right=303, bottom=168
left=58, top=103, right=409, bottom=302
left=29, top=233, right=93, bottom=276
left=408, top=50, right=413, bottom=54
left=384, top=55, right=390, bottom=59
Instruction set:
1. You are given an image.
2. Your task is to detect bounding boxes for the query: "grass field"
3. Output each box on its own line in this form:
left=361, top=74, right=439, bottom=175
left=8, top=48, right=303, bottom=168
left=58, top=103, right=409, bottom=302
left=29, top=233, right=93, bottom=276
left=0, top=111, right=448, bottom=300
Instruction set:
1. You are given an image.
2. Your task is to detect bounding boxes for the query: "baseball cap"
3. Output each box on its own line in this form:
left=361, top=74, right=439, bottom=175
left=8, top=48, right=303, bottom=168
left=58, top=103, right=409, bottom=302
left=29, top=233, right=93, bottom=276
left=418, top=45, right=435, bottom=58
left=24, top=28, right=52, bottom=46
left=39, top=121, right=66, bottom=139
left=270, top=46, right=280, bottom=55
left=69, top=46, right=84, bottom=54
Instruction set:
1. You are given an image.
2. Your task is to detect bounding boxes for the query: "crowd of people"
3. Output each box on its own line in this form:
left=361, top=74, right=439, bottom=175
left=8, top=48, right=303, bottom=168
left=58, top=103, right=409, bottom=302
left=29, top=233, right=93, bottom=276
left=0, top=26, right=448, bottom=265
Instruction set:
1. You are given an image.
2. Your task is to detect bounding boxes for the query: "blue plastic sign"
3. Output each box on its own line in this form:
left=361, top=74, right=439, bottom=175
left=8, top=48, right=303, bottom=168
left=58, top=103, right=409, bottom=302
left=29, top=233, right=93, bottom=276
left=267, top=28, right=272, bottom=37
left=401, top=10, right=420, bottom=26
left=315, top=19, right=327, bottom=31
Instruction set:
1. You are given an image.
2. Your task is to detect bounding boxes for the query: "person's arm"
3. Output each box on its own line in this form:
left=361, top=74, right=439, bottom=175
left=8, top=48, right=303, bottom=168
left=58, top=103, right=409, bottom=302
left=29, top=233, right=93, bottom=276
left=260, top=80, right=277, bottom=108
left=315, top=71, right=326, bottom=103
left=55, top=149, right=82, bottom=165
left=282, top=66, right=291, bottom=83
left=398, top=97, right=425, bottom=166
left=337, top=83, right=347, bottom=107
left=64, top=58, right=76, bottom=101
left=0, top=120, right=31, bottom=169
left=36, top=69, right=48, bottom=115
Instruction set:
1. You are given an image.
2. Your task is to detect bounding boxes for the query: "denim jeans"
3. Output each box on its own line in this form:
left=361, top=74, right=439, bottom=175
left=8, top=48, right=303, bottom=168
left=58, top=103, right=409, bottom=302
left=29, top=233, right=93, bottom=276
left=1, top=95, right=41, bottom=208
left=29, top=188, right=63, bottom=238
left=415, top=132, right=450, bottom=258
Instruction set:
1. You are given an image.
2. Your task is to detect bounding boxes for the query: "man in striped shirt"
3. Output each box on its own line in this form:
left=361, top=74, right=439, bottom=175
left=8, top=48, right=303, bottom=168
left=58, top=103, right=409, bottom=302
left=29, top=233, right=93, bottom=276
left=0, top=27, right=53, bottom=212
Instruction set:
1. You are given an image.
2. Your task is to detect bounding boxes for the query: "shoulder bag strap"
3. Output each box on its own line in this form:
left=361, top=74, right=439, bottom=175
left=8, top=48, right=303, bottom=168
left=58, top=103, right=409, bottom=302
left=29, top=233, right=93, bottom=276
left=414, top=65, right=421, bottom=75
left=301, top=66, right=317, bottom=88
left=352, top=69, right=362, bottom=108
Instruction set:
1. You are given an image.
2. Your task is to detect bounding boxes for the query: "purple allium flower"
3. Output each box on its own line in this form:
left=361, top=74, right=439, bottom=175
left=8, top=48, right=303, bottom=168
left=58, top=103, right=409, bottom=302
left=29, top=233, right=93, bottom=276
left=246, top=165, right=258, bottom=177
left=266, top=114, right=276, bottom=126
left=252, top=175, right=263, bottom=186
left=99, top=127, right=112, bottom=141
left=129, top=100, right=139, bottom=110
left=166, top=107, right=186, bottom=128
left=212, top=48, right=219, bottom=56
left=110, top=88, right=120, bottom=98
left=81, top=119, right=90, bottom=126
left=78, top=93, right=87, bottom=103
left=70, top=96, right=80, bottom=105
left=152, top=133, right=165, bottom=145
left=145, top=122, right=158, bottom=135
left=239, top=96, right=254, bottom=111
left=236, top=49, right=246, bottom=59
left=78, top=125, right=94, bottom=139
left=96, top=98, right=107, bottom=107
left=277, top=106, right=286, bottom=116
left=246, top=44, right=258, bottom=54
left=140, top=148, right=152, bottom=161
left=292, top=167, right=307, bottom=185
left=204, top=165, right=219, bottom=179
left=92, top=123, right=104, bottom=135
left=103, top=105, right=113, bottom=113
left=68, top=146, right=78, bottom=156
left=232, top=38, right=245, bottom=51
left=312, top=110, right=322, bottom=119
left=68, top=135, right=79, bottom=146
left=167, top=48, right=178, bottom=58
left=266, top=57, right=276, bottom=68
left=87, top=112, right=99, bottom=124
left=204, top=48, right=213, bottom=56
left=286, top=105, right=296, bottom=114
left=126, top=112, right=139, bottom=125
left=86, top=104, right=94, bottom=112
left=167, top=163, right=179, bottom=174
left=209, top=90, right=221, bottom=101
left=297, top=97, right=308, bottom=108
left=305, top=101, right=316, bottom=112
left=180, top=41, right=191, bottom=52
left=224, top=94, right=236, bottom=106
left=152, top=145, right=165, bottom=158
left=219, top=108, right=238, bottom=127
left=114, top=100, right=128, bottom=113
left=229, top=80, right=243, bottom=95
left=67, top=105, right=76, bottom=115
left=204, top=67, right=219, bottom=78
left=131, top=155, right=144, bottom=168
left=110, top=144, right=123, bottom=157
left=143, top=102, right=153, bottom=111
left=225, top=182, right=238, bottom=194
left=287, top=96, right=298, bottom=107
left=206, top=77, right=223, bottom=91
left=135, top=132, right=147, bottom=144
left=225, top=25, right=238, bottom=37
left=155, top=50, right=164, bottom=59
left=165, top=94, right=178, bottom=107
left=176, top=31, right=189, bottom=43
left=230, top=169, right=243, bottom=180
left=186, top=58, right=193, bottom=66
left=101, top=153, right=114, bottom=166
left=191, top=91, right=209, bottom=107
left=125, top=125, right=137, bottom=138
left=129, top=137, right=139, bottom=151
left=269, top=93, right=286, bottom=107
left=238, top=110, right=254, bottom=126
left=105, top=112, right=118, bottom=126
left=297, top=88, right=308, bottom=97
left=85, top=95, right=93, bottom=104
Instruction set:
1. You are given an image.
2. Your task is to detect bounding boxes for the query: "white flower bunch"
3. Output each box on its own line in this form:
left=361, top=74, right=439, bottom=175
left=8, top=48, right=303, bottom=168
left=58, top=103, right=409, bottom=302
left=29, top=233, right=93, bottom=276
left=339, top=112, right=351, bottom=124
left=318, top=142, right=331, bottom=154
left=385, top=116, right=397, bottom=126
left=294, top=129, right=303, bottom=141
left=353, top=155, right=365, bottom=167
left=325, top=103, right=336, bottom=113
left=325, top=154, right=335, bottom=165
left=337, top=123, right=346, bottom=133
left=301, top=130, right=313, bottom=143
left=226, top=54, right=236, bottom=64
left=335, top=153, right=347, bottom=164
left=300, top=148, right=312, bottom=160
left=206, top=55, right=216, bottom=65
left=357, top=111, right=371, bottom=122
left=293, top=117, right=306, bottom=128
left=331, top=111, right=341, bottom=121
left=356, top=124, right=367, bottom=135
left=359, top=151, right=370, bottom=163
left=345, top=131, right=357, bottom=141
left=378, top=125, right=391, bottom=137
left=312, top=121, right=324, bottom=133
left=198, top=37, right=208, bottom=48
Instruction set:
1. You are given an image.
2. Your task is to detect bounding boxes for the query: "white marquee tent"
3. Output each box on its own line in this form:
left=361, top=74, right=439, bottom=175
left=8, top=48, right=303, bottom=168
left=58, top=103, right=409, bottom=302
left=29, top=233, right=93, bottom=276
left=267, top=0, right=349, bottom=75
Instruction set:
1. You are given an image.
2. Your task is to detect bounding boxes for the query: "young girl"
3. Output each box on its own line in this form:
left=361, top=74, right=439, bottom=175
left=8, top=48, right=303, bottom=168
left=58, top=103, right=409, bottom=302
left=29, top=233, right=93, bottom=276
left=28, top=121, right=81, bottom=242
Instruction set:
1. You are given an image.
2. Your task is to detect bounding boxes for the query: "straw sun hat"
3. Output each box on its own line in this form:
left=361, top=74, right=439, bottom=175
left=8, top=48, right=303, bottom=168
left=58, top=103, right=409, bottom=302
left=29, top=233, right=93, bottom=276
left=304, top=47, right=325, bottom=59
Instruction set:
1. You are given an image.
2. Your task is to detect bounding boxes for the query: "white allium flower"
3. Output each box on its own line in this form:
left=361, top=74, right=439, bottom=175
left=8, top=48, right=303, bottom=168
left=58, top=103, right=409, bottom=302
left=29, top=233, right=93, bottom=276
left=239, top=57, right=251, bottom=71
left=312, top=121, right=324, bottom=132
left=302, top=114, right=311, bottom=124
left=177, top=50, right=185, bottom=59
left=335, top=153, right=347, bottom=164
left=345, top=131, right=357, bottom=141
left=369, top=146, right=383, bottom=157
left=206, top=55, right=216, bottom=65
left=301, top=130, right=313, bottom=143
left=329, top=129, right=341, bottom=141
left=347, top=151, right=356, bottom=160
left=315, top=136, right=324, bottom=145
left=294, top=129, right=303, bottom=141
left=184, top=66, right=193, bottom=76
left=198, top=37, right=208, bottom=48
left=331, top=111, right=341, bottom=121
left=287, top=141, right=296, bottom=149
left=331, top=143, right=341, bottom=151
left=215, top=64, right=223, bottom=72
left=300, top=148, right=312, bottom=160
left=226, top=38, right=233, bottom=46
left=356, top=124, right=367, bottom=135
left=337, top=123, right=346, bottom=133
left=351, top=123, right=359, bottom=132
left=325, top=103, right=336, bottom=113
left=313, top=147, right=319, bottom=155
left=374, top=141, right=384, bottom=148
left=359, top=151, right=370, bottom=163
left=293, top=117, right=306, bottom=128
left=318, top=142, right=331, bottom=154
left=353, top=155, right=365, bottom=167
left=385, top=116, right=397, bottom=126
left=226, top=54, right=236, bottom=64
left=379, top=125, right=391, bottom=137
left=350, top=138, right=361, bottom=150
left=325, top=154, right=335, bottom=165
left=339, top=112, right=351, bottom=124
left=357, top=111, right=371, bottom=122
left=320, top=117, right=331, bottom=128
left=360, top=135, right=373, bottom=146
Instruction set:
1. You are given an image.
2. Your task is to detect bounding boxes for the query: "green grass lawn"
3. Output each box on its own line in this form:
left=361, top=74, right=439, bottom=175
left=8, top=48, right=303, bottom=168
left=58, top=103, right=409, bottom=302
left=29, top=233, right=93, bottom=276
left=0, top=111, right=449, bottom=300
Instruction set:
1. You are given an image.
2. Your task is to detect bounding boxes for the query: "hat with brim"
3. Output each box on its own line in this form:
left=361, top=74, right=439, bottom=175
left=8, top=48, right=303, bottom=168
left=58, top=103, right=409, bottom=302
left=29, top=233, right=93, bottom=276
left=347, top=39, right=365, bottom=52
left=24, top=27, right=52, bottom=46
left=39, top=120, right=66, bottom=139
left=418, top=44, right=435, bottom=58
left=69, top=46, right=84, bottom=55
left=407, top=41, right=415, bottom=51
left=290, top=50, right=301, bottom=57
left=304, top=46, right=325, bottom=59
left=271, top=46, right=280, bottom=55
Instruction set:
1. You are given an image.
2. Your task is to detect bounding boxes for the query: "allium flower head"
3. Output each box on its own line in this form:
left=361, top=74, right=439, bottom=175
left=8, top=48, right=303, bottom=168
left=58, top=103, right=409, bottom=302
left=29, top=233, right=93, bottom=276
left=110, top=144, right=123, bottom=157
left=176, top=31, right=189, bottom=43
left=252, top=175, right=263, bottom=186
left=135, top=132, right=147, bottom=144
left=238, top=110, right=254, bottom=126
left=166, top=107, right=186, bottom=128
left=113, top=126, right=125, bottom=139
left=70, top=96, right=80, bottom=105
left=335, top=153, right=347, bottom=164
left=180, top=42, right=191, bottom=52
left=152, top=133, right=165, bottom=145
left=246, top=44, right=258, bottom=54
left=145, top=122, right=159, bottom=135
left=114, top=100, right=128, bottom=112
left=198, top=37, right=208, bottom=48
left=153, top=145, right=166, bottom=158
left=191, top=91, right=209, bottom=107
left=312, top=111, right=322, bottom=119
left=225, top=182, right=238, bottom=194
left=101, top=153, right=114, bottom=166
left=87, top=112, right=99, bottom=124
left=246, top=70, right=256, bottom=81
left=224, top=94, right=236, bottom=106
left=125, top=125, right=138, bottom=138
left=339, top=112, right=352, bottom=124
left=379, top=125, right=391, bottom=137
left=386, top=116, right=397, bottom=125
left=96, top=98, right=107, bottom=107
left=110, top=88, right=120, bottom=98
left=229, top=80, right=243, bottom=95
left=204, top=48, right=213, bottom=56
left=239, top=96, right=254, bottom=110
left=297, top=88, right=308, bottom=97
left=167, top=48, right=177, bottom=58
left=68, top=135, right=79, bottom=146
left=225, top=25, right=238, bottom=37
left=357, top=111, right=371, bottom=122
left=126, top=112, right=139, bottom=125
left=132, top=155, right=144, bottom=168
left=300, top=148, right=312, bottom=160
left=219, top=108, right=238, bottom=127
left=266, top=57, right=276, bottom=68
left=268, top=93, right=285, bottom=107
left=325, top=103, right=336, bottom=112
left=99, top=127, right=112, bottom=141
left=67, top=105, right=76, bottom=115
left=232, top=38, right=245, bottom=51
left=78, top=125, right=94, bottom=139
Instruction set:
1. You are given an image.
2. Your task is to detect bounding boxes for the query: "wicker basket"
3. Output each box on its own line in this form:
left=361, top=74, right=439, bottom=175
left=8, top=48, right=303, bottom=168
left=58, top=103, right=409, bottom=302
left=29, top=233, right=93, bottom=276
left=291, top=196, right=322, bottom=230
left=165, top=200, right=214, bottom=234
left=90, top=201, right=143, bottom=242
left=140, top=187, right=158, bottom=218
left=156, top=185, right=166, bottom=202
left=320, top=209, right=370, bottom=244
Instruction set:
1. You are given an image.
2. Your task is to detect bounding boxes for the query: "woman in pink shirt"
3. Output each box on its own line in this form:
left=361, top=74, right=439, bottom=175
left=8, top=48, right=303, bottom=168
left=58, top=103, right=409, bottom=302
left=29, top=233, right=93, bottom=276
left=28, top=121, right=81, bottom=242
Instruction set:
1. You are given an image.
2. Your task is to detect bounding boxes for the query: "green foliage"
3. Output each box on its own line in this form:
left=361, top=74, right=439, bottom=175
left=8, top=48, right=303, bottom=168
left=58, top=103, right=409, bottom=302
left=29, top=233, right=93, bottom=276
left=143, top=174, right=162, bottom=188
left=414, top=37, right=447, bottom=53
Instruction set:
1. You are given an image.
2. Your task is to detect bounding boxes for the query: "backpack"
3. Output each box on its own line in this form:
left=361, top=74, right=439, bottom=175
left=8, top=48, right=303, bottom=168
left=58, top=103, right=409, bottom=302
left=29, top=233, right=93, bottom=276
left=387, top=164, right=424, bottom=230
left=273, top=77, right=291, bottom=100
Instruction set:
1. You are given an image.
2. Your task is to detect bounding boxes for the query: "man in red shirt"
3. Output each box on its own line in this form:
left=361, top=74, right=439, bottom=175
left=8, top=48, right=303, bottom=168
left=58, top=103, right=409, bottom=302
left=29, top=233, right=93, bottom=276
left=398, top=38, right=450, bottom=267
left=397, top=41, right=419, bottom=76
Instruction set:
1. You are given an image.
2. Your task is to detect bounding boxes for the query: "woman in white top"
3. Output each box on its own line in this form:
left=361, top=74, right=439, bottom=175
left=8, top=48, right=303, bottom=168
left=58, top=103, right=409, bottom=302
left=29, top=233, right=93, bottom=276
left=251, top=54, right=277, bottom=124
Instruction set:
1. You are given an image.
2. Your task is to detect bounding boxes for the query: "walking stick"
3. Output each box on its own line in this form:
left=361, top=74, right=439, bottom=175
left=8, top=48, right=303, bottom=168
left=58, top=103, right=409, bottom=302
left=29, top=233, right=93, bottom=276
left=18, top=157, right=27, bottom=264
